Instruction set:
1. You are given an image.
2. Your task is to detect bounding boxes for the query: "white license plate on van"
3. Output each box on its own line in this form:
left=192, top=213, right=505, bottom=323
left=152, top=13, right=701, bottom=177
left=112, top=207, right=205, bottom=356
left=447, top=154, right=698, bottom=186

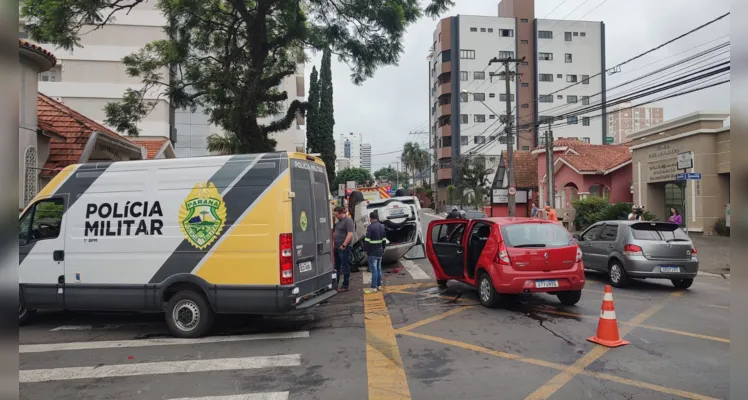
left=660, top=266, right=680, bottom=273
left=535, top=280, right=559, bottom=288
left=299, top=261, right=313, bottom=273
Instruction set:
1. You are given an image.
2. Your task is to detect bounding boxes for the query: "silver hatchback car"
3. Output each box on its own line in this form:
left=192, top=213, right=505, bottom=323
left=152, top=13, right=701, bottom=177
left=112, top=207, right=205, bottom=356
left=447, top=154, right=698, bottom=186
left=573, top=221, right=698, bottom=289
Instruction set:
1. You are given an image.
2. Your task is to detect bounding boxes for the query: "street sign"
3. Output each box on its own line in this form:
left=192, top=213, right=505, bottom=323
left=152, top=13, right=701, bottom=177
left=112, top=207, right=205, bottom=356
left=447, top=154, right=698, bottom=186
left=508, top=187, right=517, bottom=195
left=605, top=136, right=614, bottom=144
left=675, top=172, right=701, bottom=180
left=677, top=151, right=693, bottom=170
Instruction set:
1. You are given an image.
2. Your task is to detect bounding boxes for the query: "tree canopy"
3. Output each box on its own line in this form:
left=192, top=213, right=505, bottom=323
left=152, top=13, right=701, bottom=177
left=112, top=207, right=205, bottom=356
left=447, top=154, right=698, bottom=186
left=22, top=0, right=456, bottom=154
left=333, top=167, right=372, bottom=188
left=373, top=166, right=408, bottom=184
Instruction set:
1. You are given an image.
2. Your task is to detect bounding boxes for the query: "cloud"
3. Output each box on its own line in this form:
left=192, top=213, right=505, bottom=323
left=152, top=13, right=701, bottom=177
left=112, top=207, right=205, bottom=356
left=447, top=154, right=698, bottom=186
left=304, top=0, right=730, bottom=169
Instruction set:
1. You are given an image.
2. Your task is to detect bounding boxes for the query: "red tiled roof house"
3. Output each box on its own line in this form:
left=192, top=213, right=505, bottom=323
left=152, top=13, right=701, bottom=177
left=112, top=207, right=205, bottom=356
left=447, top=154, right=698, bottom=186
left=532, top=139, right=633, bottom=210
left=487, top=151, right=539, bottom=217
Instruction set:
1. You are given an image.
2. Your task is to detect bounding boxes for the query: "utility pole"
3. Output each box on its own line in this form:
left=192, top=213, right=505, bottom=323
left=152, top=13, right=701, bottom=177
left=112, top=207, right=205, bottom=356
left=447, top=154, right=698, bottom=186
left=544, top=119, right=555, bottom=208
left=489, top=56, right=524, bottom=216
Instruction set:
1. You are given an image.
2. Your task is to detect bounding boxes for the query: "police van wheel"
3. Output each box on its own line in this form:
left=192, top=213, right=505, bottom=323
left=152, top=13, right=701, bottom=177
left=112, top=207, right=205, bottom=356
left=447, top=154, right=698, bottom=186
left=165, top=291, right=214, bottom=338
left=19, top=294, right=35, bottom=326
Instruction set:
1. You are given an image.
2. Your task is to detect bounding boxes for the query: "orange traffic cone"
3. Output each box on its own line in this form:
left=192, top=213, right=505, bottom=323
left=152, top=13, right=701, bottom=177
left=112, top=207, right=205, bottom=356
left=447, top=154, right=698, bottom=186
left=587, top=285, right=629, bottom=348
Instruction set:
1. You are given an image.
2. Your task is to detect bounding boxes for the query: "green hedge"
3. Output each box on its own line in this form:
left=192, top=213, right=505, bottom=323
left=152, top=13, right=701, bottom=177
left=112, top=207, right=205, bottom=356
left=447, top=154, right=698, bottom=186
left=571, top=198, right=657, bottom=231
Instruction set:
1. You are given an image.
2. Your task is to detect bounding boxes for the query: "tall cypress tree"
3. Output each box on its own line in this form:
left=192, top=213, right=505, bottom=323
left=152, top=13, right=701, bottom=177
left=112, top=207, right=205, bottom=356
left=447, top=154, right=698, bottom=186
left=306, top=66, right=320, bottom=153
left=318, top=48, right=336, bottom=185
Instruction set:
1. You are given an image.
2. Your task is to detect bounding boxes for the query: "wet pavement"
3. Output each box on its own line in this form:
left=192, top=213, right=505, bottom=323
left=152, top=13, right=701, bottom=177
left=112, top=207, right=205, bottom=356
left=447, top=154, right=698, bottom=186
left=19, top=211, right=729, bottom=399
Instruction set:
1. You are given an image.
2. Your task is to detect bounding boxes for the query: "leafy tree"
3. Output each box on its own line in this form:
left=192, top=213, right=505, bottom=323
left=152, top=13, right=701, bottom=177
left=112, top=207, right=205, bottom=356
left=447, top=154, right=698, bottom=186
left=333, top=167, right=372, bottom=189
left=306, top=66, right=320, bottom=153
left=317, top=48, right=336, bottom=185
left=457, top=155, right=492, bottom=208
left=401, top=142, right=429, bottom=183
left=374, top=166, right=408, bottom=184
left=22, top=0, right=457, bottom=153
left=572, top=198, right=657, bottom=230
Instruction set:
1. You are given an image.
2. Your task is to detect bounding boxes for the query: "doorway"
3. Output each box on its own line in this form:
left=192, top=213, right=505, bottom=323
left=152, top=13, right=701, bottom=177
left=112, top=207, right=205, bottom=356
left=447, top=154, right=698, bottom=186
left=664, top=182, right=685, bottom=227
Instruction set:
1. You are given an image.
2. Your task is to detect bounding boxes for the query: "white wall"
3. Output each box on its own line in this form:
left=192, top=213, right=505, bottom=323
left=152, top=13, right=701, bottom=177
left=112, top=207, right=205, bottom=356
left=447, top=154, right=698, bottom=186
left=335, top=133, right=362, bottom=168
left=536, top=19, right=604, bottom=144
left=456, top=15, right=516, bottom=156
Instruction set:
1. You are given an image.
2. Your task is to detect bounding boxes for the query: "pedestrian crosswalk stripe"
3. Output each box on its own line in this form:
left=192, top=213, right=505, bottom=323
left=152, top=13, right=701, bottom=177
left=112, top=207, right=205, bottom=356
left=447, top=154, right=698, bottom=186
left=50, top=325, right=92, bottom=331
left=20, top=331, right=310, bottom=353
left=401, top=259, right=430, bottom=280
left=20, top=354, right=301, bottom=383
left=167, top=393, right=289, bottom=400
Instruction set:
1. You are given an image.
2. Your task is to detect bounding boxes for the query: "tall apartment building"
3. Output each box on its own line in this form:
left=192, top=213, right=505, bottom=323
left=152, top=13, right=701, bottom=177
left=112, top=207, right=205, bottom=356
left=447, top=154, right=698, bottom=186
left=19, top=4, right=305, bottom=156
left=429, top=0, right=605, bottom=205
left=360, top=143, right=372, bottom=172
left=335, top=132, right=371, bottom=171
left=607, top=102, right=664, bottom=144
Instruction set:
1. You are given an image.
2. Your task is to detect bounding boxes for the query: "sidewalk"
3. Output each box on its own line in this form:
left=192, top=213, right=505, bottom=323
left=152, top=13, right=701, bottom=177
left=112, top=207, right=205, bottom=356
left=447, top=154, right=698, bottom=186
left=690, top=233, right=730, bottom=276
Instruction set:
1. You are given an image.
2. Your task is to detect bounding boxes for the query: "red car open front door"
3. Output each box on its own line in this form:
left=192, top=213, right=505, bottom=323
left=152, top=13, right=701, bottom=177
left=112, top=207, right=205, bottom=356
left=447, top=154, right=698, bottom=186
left=426, top=220, right=468, bottom=280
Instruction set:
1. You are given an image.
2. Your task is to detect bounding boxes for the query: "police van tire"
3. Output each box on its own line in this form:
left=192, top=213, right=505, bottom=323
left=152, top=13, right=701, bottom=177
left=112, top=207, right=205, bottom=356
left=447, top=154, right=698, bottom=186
left=165, top=290, right=214, bottom=338
left=19, top=293, right=35, bottom=326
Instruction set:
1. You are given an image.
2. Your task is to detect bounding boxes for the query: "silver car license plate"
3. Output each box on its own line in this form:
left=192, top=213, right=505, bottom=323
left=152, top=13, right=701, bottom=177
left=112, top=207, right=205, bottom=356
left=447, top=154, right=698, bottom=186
left=660, top=266, right=680, bottom=273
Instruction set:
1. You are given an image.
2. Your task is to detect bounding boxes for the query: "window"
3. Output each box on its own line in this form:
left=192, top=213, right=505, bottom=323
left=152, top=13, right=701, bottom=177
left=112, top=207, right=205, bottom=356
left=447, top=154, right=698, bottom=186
left=460, top=92, right=468, bottom=102
left=564, top=32, right=572, bottom=41
left=474, top=71, right=485, bottom=80
left=501, top=223, right=573, bottom=248
left=499, top=93, right=515, bottom=102
left=565, top=53, right=573, bottom=63
left=522, top=146, right=530, bottom=151
left=557, top=95, right=564, bottom=99
left=582, top=96, right=590, bottom=105
left=631, top=222, right=690, bottom=241
left=441, top=50, right=451, bottom=62
left=489, top=114, right=496, bottom=119
left=539, top=115, right=555, bottom=124
left=583, top=117, right=590, bottom=126
left=557, top=74, right=563, bottom=78
left=460, top=49, right=476, bottom=59
left=521, top=39, right=529, bottom=44
left=599, top=225, right=618, bottom=241
left=581, top=224, right=604, bottom=241
left=473, top=93, right=486, bottom=101
left=582, top=137, right=591, bottom=143
left=573, top=32, right=579, bottom=37
left=19, top=198, right=65, bottom=245
left=23, top=146, right=38, bottom=206
left=566, top=74, right=577, bottom=83
left=470, top=27, right=477, bottom=32
left=539, top=52, right=553, bottom=61
left=538, top=30, right=553, bottom=39
left=499, top=51, right=515, bottom=59
left=461, top=114, right=468, bottom=124
left=39, top=66, right=62, bottom=83
left=580, top=32, right=586, bottom=37
left=521, top=103, right=529, bottom=109
left=539, top=73, right=554, bottom=82
left=521, top=82, right=529, bottom=87
left=478, top=28, right=485, bottom=32
left=461, top=136, right=469, bottom=145
left=438, top=32, right=441, bottom=42
left=474, top=114, right=486, bottom=123
left=567, top=95, right=578, bottom=104
left=499, top=29, right=514, bottom=37
left=489, top=93, right=496, bottom=98
left=520, top=18, right=529, bottom=23
left=474, top=136, right=486, bottom=144
left=582, top=74, right=590, bottom=84
left=539, top=95, right=553, bottom=103
left=567, top=116, right=578, bottom=125
left=441, top=136, right=452, bottom=147
left=460, top=71, right=468, bottom=81
left=521, top=61, right=528, bottom=66
left=488, top=28, right=494, bottom=33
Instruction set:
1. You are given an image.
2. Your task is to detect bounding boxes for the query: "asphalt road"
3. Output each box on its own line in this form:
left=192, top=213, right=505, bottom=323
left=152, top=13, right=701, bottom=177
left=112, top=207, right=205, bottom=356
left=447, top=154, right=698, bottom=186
left=20, top=211, right=730, bottom=399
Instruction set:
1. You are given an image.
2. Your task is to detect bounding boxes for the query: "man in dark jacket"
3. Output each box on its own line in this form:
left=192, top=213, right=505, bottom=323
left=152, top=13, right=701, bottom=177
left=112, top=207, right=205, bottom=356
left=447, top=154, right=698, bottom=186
left=446, top=206, right=461, bottom=219
left=364, top=211, right=387, bottom=293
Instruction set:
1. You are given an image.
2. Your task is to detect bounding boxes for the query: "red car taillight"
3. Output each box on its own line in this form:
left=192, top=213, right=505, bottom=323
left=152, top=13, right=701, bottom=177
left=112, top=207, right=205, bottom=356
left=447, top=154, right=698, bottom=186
left=280, top=233, right=293, bottom=285
left=494, top=241, right=511, bottom=265
left=623, top=244, right=643, bottom=256
left=691, top=247, right=697, bottom=256
left=575, top=247, right=583, bottom=263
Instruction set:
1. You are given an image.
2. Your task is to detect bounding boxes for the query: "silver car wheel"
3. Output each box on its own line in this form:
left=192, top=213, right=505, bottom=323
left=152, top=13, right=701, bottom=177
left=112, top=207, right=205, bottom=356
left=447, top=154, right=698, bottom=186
left=610, top=264, right=622, bottom=283
left=172, top=299, right=200, bottom=332
left=480, top=277, right=491, bottom=303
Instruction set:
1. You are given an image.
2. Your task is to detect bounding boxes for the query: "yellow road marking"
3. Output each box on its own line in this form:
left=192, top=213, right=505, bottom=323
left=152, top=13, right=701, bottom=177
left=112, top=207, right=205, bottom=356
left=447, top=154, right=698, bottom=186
left=397, top=306, right=473, bottom=333
left=386, top=289, right=478, bottom=305
left=383, top=283, right=436, bottom=292
left=524, top=291, right=684, bottom=400
left=584, top=287, right=650, bottom=300
left=364, top=291, right=411, bottom=400
left=399, top=330, right=718, bottom=400
left=532, top=308, right=729, bottom=344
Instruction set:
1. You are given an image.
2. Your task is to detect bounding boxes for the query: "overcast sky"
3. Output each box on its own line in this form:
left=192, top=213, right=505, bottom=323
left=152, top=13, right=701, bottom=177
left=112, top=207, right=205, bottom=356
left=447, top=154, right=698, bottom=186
left=305, top=0, right=731, bottom=170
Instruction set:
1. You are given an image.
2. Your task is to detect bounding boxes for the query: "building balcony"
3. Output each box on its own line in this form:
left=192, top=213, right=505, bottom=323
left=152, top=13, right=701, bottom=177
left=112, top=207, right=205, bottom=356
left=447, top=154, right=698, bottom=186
left=439, top=104, right=451, bottom=117
left=436, top=61, right=452, bottom=76
left=437, top=81, right=451, bottom=97
left=437, top=167, right=452, bottom=181
left=439, top=146, right=452, bottom=159
left=438, top=124, right=451, bottom=137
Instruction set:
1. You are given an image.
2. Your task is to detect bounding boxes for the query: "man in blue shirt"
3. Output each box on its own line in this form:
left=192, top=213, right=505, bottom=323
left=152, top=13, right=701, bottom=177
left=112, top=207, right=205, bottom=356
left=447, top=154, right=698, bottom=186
left=364, top=211, right=387, bottom=294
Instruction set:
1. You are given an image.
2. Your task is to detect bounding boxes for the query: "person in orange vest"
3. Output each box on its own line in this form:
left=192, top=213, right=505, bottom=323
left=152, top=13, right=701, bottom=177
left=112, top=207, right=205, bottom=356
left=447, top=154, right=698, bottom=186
left=545, top=205, right=558, bottom=222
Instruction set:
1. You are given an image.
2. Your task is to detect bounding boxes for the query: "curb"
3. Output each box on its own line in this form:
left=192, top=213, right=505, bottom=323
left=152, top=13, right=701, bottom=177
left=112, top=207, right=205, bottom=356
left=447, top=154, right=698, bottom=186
left=697, top=271, right=730, bottom=279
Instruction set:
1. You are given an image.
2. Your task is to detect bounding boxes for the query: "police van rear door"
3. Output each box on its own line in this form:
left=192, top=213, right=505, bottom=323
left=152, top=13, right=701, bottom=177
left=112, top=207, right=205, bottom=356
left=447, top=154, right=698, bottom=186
left=290, top=158, right=333, bottom=294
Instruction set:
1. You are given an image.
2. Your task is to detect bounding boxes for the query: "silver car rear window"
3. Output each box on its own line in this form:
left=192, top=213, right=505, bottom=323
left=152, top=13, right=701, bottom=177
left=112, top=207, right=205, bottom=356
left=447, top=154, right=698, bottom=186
left=630, top=223, right=690, bottom=241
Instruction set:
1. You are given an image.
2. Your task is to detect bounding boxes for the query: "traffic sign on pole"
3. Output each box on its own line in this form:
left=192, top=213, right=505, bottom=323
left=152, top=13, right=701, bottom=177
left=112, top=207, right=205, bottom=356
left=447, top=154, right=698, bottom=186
left=676, top=173, right=702, bottom=180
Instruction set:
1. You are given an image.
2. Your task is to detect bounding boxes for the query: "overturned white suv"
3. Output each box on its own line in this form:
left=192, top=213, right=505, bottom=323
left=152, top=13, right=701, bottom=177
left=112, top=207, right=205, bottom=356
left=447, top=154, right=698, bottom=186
left=348, top=191, right=425, bottom=268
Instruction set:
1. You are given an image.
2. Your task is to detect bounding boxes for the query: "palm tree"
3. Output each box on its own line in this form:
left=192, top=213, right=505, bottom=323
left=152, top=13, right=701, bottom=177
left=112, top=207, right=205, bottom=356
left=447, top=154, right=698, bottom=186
left=401, top=142, right=429, bottom=186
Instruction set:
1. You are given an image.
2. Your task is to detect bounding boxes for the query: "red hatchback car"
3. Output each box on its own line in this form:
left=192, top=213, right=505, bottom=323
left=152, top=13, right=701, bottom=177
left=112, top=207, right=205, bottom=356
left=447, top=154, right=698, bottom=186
left=426, top=217, right=585, bottom=307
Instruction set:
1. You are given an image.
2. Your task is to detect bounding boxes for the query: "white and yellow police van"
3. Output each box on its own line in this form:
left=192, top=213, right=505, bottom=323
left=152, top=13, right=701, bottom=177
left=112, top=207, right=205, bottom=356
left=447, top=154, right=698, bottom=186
left=19, top=152, right=336, bottom=337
